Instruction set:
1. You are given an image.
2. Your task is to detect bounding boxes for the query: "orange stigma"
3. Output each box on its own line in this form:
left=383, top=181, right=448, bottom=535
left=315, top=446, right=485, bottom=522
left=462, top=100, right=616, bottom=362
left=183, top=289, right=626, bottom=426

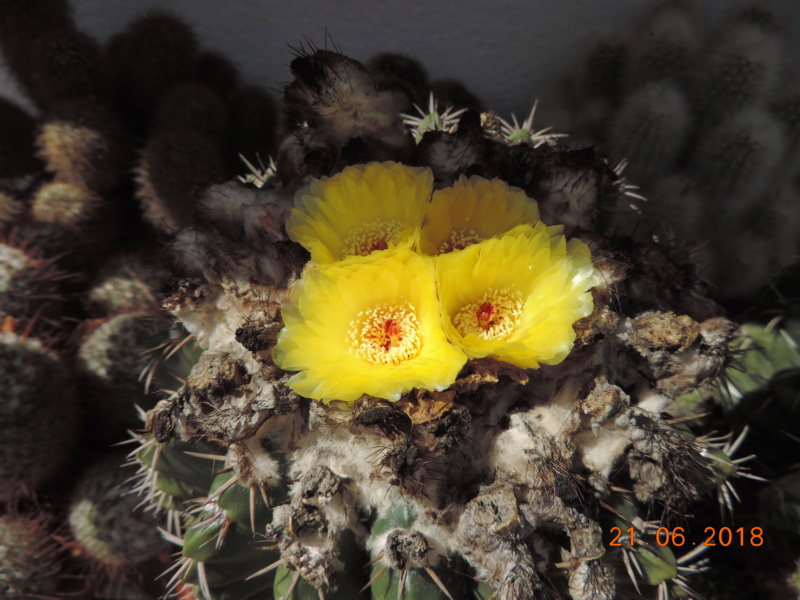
left=382, top=318, right=403, bottom=350
left=477, top=302, right=496, bottom=327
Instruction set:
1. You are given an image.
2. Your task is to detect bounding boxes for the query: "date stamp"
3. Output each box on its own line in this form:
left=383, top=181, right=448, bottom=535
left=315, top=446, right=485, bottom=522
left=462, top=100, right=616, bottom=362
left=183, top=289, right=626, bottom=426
left=609, top=526, right=764, bottom=547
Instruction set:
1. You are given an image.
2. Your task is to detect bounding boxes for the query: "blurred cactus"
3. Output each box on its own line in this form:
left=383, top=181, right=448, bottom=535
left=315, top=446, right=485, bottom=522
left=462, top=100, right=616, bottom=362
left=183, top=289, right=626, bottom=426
left=542, top=1, right=800, bottom=301
left=0, top=511, right=63, bottom=596
left=0, top=330, right=78, bottom=500
left=68, top=453, right=170, bottom=569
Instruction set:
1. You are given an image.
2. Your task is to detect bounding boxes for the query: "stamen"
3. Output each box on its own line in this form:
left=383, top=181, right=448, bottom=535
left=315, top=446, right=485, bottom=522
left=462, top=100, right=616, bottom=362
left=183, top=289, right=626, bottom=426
left=439, top=229, right=484, bottom=253
left=452, top=288, right=523, bottom=340
left=343, top=220, right=404, bottom=256
left=349, top=303, right=422, bottom=365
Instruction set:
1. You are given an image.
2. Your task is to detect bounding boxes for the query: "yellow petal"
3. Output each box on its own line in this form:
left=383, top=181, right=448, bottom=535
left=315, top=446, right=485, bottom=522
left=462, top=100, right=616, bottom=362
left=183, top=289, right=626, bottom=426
left=436, top=224, right=596, bottom=368
left=419, top=175, right=539, bottom=255
left=287, top=162, right=433, bottom=264
left=273, top=249, right=467, bottom=402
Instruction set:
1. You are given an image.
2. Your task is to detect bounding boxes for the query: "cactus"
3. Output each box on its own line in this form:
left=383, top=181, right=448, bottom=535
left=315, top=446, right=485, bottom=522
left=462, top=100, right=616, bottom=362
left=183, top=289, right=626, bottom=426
left=122, top=48, right=770, bottom=600
left=106, top=10, right=199, bottom=128
left=86, top=253, right=166, bottom=316
left=0, top=511, right=63, bottom=596
left=608, top=82, right=690, bottom=181
left=0, top=191, right=23, bottom=226
left=78, top=313, right=176, bottom=443
left=0, top=3, right=797, bottom=598
left=36, top=98, right=131, bottom=193
left=31, top=181, right=101, bottom=229
left=543, top=1, right=800, bottom=301
left=68, top=452, right=171, bottom=570
left=0, top=236, right=72, bottom=329
left=135, top=130, right=228, bottom=234
left=0, top=330, right=77, bottom=500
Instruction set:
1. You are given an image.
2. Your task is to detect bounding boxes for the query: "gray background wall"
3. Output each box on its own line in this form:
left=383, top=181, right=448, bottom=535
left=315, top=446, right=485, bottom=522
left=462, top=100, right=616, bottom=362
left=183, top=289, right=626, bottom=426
left=2, top=0, right=799, bottom=118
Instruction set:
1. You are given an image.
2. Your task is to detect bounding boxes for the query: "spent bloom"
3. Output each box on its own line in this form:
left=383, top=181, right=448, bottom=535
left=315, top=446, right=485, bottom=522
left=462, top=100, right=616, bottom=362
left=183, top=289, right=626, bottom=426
left=273, top=249, right=467, bottom=402
left=418, top=175, right=539, bottom=255
left=436, top=224, right=596, bottom=368
left=286, top=162, right=433, bottom=264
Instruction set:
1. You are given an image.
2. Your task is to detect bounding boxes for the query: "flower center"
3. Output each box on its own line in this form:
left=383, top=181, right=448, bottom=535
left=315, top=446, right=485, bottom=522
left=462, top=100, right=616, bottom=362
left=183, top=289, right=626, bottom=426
left=349, top=302, right=422, bottom=365
left=439, top=229, right=484, bottom=253
left=452, top=288, right=523, bottom=340
left=343, top=220, right=404, bottom=256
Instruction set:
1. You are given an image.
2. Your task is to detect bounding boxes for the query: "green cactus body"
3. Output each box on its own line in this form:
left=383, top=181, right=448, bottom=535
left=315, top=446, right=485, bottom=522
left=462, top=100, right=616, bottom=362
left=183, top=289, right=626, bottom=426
left=726, top=318, right=800, bottom=400
left=180, top=515, right=279, bottom=598
left=211, top=471, right=274, bottom=531
left=134, top=438, right=222, bottom=507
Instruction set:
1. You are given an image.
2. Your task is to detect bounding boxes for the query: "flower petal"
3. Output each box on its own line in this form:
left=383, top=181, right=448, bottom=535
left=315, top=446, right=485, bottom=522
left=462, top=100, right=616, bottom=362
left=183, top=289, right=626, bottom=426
left=273, top=249, right=467, bottom=402
left=287, top=162, right=433, bottom=264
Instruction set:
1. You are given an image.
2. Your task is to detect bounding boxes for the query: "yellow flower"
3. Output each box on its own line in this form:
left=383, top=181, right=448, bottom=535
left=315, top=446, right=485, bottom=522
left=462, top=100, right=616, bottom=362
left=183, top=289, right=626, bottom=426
left=287, top=162, right=433, bottom=265
left=273, top=249, right=467, bottom=402
left=418, top=175, right=539, bottom=255
left=436, top=224, right=596, bottom=368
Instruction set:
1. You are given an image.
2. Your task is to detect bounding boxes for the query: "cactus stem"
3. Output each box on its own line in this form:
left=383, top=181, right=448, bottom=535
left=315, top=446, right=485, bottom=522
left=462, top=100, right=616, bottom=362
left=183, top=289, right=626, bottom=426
left=662, top=545, right=711, bottom=600
left=279, top=570, right=302, bottom=600
left=166, top=332, right=196, bottom=360
left=163, top=553, right=192, bottom=592
left=139, top=332, right=197, bottom=393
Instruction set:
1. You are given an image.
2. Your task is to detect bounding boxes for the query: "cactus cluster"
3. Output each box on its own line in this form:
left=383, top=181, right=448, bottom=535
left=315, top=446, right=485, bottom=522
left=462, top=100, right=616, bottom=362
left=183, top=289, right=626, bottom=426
left=0, top=1, right=799, bottom=599
left=0, top=0, right=282, bottom=595
left=128, top=45, right=788, bottom=600
left=541, top=1, right=800, bottom=301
